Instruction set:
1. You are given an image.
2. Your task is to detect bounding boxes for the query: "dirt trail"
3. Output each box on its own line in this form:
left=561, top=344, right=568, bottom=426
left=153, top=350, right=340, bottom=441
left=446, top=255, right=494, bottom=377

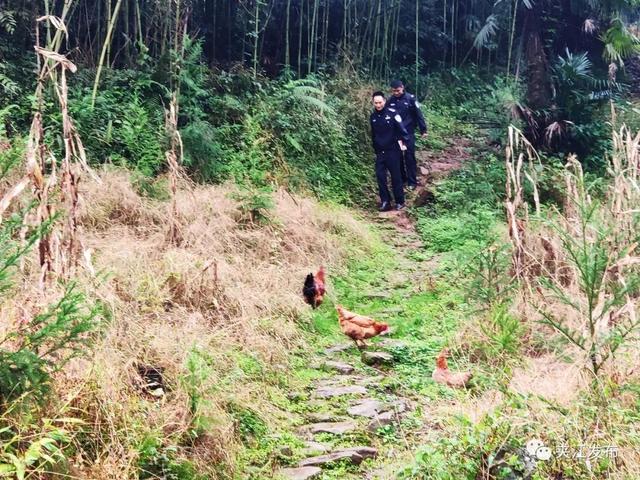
left=373, top=138, right=473, bottom=242
left=275, top=140, right=472, bottom=480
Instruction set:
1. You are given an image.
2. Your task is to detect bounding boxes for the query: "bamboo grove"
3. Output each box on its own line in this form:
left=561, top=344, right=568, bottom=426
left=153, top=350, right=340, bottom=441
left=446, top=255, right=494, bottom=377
left=1, top=1, right=639, bottom=85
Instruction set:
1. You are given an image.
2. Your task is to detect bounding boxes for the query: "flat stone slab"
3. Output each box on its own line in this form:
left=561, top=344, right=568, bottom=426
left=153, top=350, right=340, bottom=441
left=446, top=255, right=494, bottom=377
left=277, top=466, right=322, bottom=480
left=323, top=360, right=355, bottom=374
left=299, top=447, right=378, bottom=467
left=314, top=385, right=367, bottom=398
left=315, top=378, right=344, bottom=388
left=355, top=376, right=386, bottom=387
left=348, top=399, right=386, bottom=418
left=368, top=411, right=396, bottom=432
left=306, top=421, right=357, bottom=435
left=361, top=351, right=394, bottom=366
left=390, top=399, right=409, bottom=414
left=301, top=441, right=330, bottom=456
left=324, top=343, right=353, bottom=354
left=305, top=412, right=347, bottom=423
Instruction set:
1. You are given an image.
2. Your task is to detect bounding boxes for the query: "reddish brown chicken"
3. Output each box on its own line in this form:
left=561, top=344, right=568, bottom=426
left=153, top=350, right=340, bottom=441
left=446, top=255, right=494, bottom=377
left=432, top=348, right=472, bottom=388
left=336, top=305, right=389, bottom=349
left=302, top=266, right=326, bottom=309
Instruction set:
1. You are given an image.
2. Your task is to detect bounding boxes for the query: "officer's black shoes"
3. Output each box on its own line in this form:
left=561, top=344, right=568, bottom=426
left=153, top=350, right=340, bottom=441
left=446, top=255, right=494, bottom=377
left=396, top=203, right=406, bottom=211
left=379, top=202, right=392, bottom=212
left=407, top=185, right=417, bottom=191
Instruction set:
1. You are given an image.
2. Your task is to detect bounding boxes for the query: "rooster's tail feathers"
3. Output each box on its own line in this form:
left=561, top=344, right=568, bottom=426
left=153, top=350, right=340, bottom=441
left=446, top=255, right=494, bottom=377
left=316, top=266, right=326, bottom=283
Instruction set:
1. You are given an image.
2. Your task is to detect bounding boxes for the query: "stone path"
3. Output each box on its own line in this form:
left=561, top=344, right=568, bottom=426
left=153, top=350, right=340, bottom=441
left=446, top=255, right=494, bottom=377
left=275, top=140, right=472, bottom=479
left=276, top=345, right=414, bottom=480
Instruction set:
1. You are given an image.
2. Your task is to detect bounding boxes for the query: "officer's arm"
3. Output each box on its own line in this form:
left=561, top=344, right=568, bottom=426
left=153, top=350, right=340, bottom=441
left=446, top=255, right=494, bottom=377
left=370, top=117, right=376, bottom=149
left=411, top=96, right=428, bottom=134
left=394, top=115, right=411, bottom=144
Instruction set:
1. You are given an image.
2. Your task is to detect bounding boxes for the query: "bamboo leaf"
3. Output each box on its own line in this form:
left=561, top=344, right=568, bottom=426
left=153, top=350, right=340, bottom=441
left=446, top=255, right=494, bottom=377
left=473, top=15, right=499, bottom=49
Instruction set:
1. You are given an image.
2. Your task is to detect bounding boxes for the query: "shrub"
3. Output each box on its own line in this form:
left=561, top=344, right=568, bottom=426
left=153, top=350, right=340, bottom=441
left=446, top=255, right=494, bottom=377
left=0, top=283, right=101, bottom=404
left=0, top=188, right=101, bottom=406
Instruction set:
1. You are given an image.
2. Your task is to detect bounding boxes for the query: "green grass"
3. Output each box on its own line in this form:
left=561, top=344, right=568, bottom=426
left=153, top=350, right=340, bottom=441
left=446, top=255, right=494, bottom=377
left=232, top=212, right=486, bottom=477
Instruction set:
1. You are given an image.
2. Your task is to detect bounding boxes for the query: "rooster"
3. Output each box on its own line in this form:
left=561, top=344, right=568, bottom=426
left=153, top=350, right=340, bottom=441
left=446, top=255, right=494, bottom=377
left=432, top=348, right=472, bottom=388
left=336, top=305, right=389, bottom=350
left=302, top=266, right=326, bottom=309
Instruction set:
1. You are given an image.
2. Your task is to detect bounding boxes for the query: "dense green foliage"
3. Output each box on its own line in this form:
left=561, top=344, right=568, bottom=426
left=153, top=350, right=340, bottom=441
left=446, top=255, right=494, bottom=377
left=0, top=0, right=638, bottom=193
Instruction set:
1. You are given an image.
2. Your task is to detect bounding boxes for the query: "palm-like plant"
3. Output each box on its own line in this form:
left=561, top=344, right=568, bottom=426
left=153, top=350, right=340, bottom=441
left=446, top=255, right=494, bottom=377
left=601, top=17, right=640, bottom=64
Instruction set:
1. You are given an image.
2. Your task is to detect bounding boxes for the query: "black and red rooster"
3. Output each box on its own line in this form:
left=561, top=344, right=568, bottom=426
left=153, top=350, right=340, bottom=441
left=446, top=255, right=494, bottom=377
left=302, top=266, right=326, bottom=309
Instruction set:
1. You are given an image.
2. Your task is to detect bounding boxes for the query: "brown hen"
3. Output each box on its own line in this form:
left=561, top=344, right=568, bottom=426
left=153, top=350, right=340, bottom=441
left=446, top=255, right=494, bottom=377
left=432, top=348, right=472, bottom=388
left=336, top=305, right=388, bottom=350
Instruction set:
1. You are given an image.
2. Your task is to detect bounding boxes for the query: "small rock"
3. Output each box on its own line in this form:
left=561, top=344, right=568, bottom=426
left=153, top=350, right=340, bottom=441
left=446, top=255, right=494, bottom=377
left=277, top=466, right=322, bottom=480
left=314, top=385, right=367, bottom=398
left=387, top=399, right=409, bottom=413
left=306, top=421, right=357, bottom=435
left=419, top=166, right=431, bottom=176
left=299, top=447, right=377, bottom=467
left=414, top=187, right=436, bottom=207
left=150, top=388, right=164, bottom=398
left=323, top=360, right=355, bottom=375
left=287, top=392, right=305, bottom=402
left=361, top=351, right=394, bottom=366
left=390, top=399, right=409, bottom=414
left=279, top=446, right=294, bottom=457
left=324, top=343, right=354, bottom=354
left=368, top=411, right=396, bottom=432
left=301, top=441, right=330, bottom=456
left=348, top=399, right=386, bottom=418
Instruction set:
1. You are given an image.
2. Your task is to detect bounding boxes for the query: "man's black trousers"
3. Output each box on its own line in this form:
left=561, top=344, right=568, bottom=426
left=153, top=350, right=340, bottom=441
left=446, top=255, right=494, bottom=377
left=375, top=149, right=405, bottom=205
left=399, top=135, right=417, bottom=187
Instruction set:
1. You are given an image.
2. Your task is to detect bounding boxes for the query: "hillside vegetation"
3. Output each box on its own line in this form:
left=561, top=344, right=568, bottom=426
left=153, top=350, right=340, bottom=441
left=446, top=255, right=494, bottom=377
left=1, top=1, right=640, bottom=479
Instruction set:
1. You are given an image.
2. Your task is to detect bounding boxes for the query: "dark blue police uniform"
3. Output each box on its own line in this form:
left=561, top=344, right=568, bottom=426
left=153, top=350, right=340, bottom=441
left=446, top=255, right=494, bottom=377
left=370, top=106, right=410, bottom=208
left=386, top=92, right=427, bottom=187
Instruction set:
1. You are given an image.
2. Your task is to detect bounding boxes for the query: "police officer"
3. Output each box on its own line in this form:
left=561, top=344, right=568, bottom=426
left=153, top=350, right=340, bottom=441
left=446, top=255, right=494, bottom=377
left=370, top=91, right=410, bottom=212
left=386, top=79, right=428, bottom=190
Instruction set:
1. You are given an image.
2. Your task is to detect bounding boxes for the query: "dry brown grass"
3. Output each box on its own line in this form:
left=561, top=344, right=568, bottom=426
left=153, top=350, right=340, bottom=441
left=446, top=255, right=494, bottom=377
left=3, top=167, right=376, bottom=478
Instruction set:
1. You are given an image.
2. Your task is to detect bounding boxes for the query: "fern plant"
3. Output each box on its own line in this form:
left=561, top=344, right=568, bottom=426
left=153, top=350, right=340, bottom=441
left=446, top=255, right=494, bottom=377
left=0, top=10, right=16, bottom=34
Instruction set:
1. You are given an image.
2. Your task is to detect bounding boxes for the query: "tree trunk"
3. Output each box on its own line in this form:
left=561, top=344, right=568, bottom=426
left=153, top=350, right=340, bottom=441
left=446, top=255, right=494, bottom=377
left=524, top=6, right=551, bottom=110
left=524, top=3, right=552, bottom=142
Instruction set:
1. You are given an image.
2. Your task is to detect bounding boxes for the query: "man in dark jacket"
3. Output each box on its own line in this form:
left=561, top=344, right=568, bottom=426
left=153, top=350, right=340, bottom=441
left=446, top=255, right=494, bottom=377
left=386, top=79, right=428, bottom=190
left=370, top=91, right=410, bottom=211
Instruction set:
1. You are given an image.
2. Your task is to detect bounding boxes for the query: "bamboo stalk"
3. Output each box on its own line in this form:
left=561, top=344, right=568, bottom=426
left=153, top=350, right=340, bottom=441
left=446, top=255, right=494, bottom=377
left=91, top=0, right=124, bottom=108
left=507, top=0, right=518, bottom=80
left=415, top=0, right=419, bottom=94
left=285, top=0, right=291, bottom=69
